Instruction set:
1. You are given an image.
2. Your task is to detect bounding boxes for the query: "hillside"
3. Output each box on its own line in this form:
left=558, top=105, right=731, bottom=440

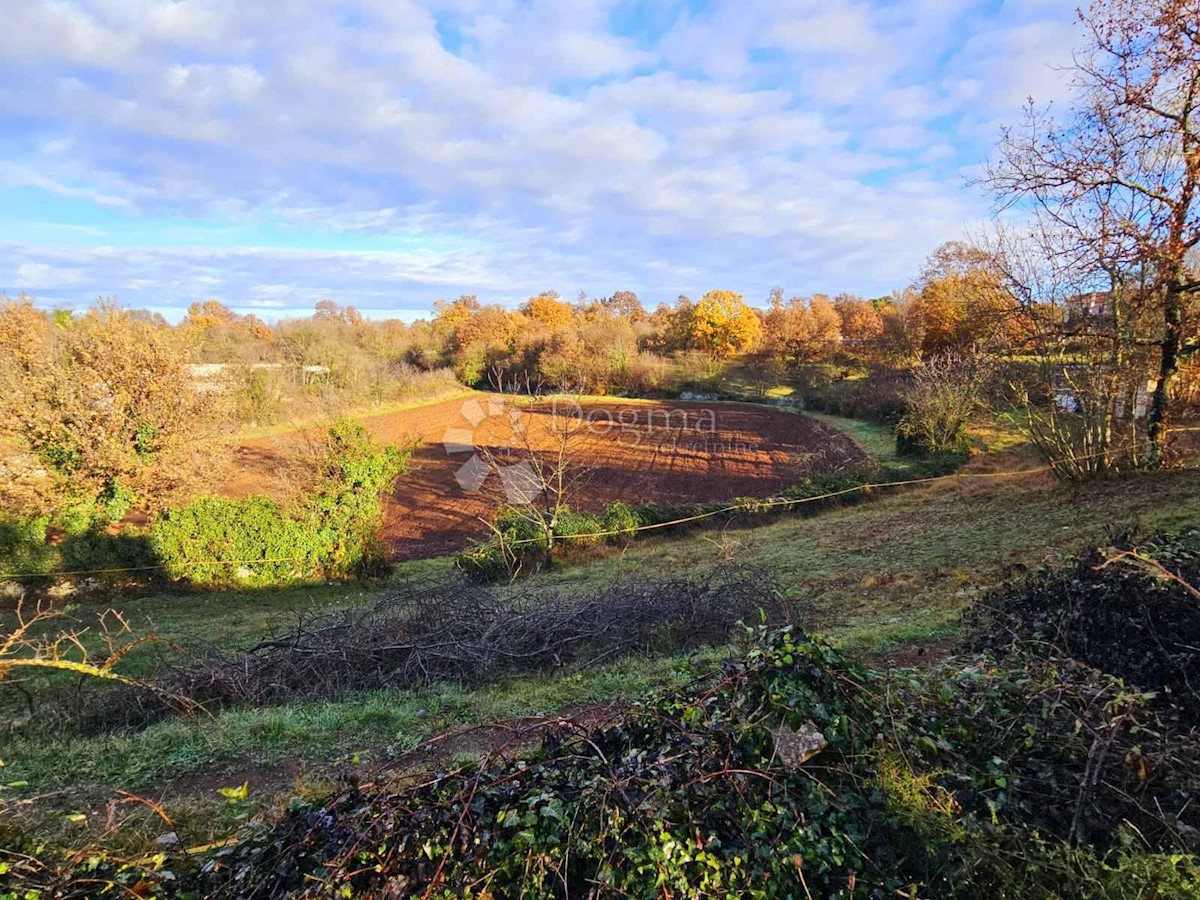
left=3, top=412, right=1199, bottom=898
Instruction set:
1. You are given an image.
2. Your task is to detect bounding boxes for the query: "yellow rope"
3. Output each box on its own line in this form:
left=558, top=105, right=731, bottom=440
left=0, top=440, right=1172, bottom=580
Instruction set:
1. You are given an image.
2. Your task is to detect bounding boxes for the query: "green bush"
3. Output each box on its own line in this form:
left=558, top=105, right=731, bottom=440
left=151, top=495, right=317, bottom=586
left=554, top=507, right=603, bottom=545
left=458, top=503, right=636, bottom=581
left=0, top=507, right=156, bottom=583
left=0, top=516, right=55, bottom=579
left=454, top=542, right=513, bottom=582
left=98, top=480, right=136, bottom=524
left=152, top=421, right=410, bottom=587
left=599, top=500, right=639, bottom=542
left=459, top=453, right=972, bottom=583
left=793, top=364, right=909, bottom=424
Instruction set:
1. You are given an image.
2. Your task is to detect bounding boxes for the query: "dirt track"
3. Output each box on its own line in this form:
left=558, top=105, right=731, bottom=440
left=222, top=393, right=866, bottom=559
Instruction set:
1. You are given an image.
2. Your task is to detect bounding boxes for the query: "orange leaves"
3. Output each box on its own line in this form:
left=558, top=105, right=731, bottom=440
left=689, top=290, right=762, bottom=357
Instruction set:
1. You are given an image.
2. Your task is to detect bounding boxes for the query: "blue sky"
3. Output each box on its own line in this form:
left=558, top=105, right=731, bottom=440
left=0, top=0, right=1083, bottom=321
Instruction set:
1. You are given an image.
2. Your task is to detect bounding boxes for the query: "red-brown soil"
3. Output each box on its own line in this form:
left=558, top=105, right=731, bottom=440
left=221, top=394, right=866, bottom=560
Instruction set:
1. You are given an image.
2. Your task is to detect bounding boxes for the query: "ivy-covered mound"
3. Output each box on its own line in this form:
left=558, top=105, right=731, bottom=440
left=9, top=624, right=1198, bottom=898
left=972, top=525, right=1200, bottom=719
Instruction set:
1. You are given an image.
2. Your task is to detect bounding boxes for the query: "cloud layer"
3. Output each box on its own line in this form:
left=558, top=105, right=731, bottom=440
left=0, top=0, right=1084, bottom=318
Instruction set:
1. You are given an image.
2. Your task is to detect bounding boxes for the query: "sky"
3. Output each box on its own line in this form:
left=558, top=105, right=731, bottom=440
left=0, top=0, right=1085, bottom=322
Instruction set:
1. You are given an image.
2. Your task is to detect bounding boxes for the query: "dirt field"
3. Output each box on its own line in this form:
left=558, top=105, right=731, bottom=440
left=221, top=393, right=866, bottom=559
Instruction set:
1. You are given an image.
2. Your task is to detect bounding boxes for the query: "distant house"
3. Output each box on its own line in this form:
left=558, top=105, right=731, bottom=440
left=1063, top=291, right=1114, bottom=331
left=1051, top=364, right=1158, bottom=418
left=185, top=362, right=287, bottom=393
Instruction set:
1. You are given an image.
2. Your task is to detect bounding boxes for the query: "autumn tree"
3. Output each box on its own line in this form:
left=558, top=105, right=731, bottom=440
left=522, top=291, right=575, bottom=331
left=583, top=290, right=646, bottom=323
left=0, top=299, right=217, bottom=516
left=646, top=295, right=695, bottom=353
left=449, top=304, right=525, bottom=385
left=183, top=299, right=240, bottom=330
left=183, top=300, right=278, bottom=362
left=432, top=295, right=481, bottom=343
left=834, top=294, right=884, bottom=354
left=688, top=290, right=762, bottom=357
left=909, top=242, right=1023, bottom=356
left=984, top=0, right=1200, bottom=464
left=314, top=298, right=364, bottom=325
left=762, top=292, right=842, bottom=366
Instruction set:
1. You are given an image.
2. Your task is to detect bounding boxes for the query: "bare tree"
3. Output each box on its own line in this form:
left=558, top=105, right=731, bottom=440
left=984, top=0, right=1200, bottom=465
left=476, top=397, right=593, bottom=572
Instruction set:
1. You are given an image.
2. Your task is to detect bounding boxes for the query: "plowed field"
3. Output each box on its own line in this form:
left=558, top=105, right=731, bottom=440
left=221, top=393, right=866, bottom=559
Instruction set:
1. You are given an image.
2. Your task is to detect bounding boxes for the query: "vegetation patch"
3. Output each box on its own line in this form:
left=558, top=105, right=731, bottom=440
left=459, top=452, right=968, bottom=582
left=151, top=421, right=410, bottom=587
left=83, top=565, right=782, bottom=731
left=9, top=618, right=1199, bottom=898
left=971, top=525, right=1200, bottom=718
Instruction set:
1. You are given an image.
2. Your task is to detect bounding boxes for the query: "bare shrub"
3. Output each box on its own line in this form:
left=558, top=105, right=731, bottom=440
left=613, top=351, right=673, bottom=396
left=390, top=363, right=460, bottom=401
left=1015, top=360, right=1149, bottom=479
left=474, top=398, right=595, bottom=573
left=673, top=349, right=726, bottom=393
left=0, top=601, right=198, bottom=719
left=897, top=351, right=994, bottom=454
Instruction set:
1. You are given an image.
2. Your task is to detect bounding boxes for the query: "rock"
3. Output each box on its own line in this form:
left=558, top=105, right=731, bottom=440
left=155, top=831, right=181, bottom=847
left=770, top=721, right=828, bottom=768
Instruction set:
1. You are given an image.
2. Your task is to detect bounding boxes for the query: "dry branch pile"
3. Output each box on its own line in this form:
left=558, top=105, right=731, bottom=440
left=87, top=565, right=783, bottom=729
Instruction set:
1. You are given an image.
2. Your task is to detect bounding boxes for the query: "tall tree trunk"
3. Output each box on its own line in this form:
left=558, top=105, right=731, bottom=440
left=1146, top=287, right=1183, bottom=465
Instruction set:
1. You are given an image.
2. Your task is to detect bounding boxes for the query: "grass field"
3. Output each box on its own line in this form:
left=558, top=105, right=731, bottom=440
left=4, top=411, right=1199, bottom=856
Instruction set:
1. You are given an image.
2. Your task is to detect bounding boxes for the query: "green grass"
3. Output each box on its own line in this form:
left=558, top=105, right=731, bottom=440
left=515, top=465, right=1200, bottom=648
left=1, top=648, right=723, bottom=849
left=6, top=401, right=1200, bottom=855
left=235, top=386, right=476, bottom=440
left=2, top=650, right=716, bottom=794
left=803, top=411, right=899, bottom=461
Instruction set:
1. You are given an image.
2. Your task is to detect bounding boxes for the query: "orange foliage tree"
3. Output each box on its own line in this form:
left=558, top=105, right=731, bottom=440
left=0, top=298, right=216, bottom=515
left=689, top=290, right=762, bottom=357
left=909, top=242, right=1023, bottom=356
left=522, top=291, right=575, bottom=331
left=762, top=291, right=842, bottom=366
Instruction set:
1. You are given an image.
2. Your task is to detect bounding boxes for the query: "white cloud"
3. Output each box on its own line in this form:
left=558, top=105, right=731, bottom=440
left=15, top=261, right=85, bottom=289
left=0, top=0, right=1088, bottom=310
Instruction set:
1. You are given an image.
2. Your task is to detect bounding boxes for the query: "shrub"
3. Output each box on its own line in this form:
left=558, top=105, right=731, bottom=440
left=672, top=349, right=726, bottom=393
left=600, top=500, right=639, bottom=542
left=897, top=352, right=993, bottom=455
left=454, top=542, right=512, bottom=582
left=554, top=507, right=603, bottom=545
left=0, top=516, right=54, bottom=580
left=457, top=504, right=607, bottom=580
left=971, top=526, right=1200, bottom=717
left=229, top=366, right=286, bottom=425
left=0, top=506, right=156, bottom=585
left=781, top=471, right=867, bottom=503
left=793, top=364, right=909, bottom=424
left=609, top=351, right=673, bottom=396
left=151, top=495, right=317, bottom=586
left=152, top=421, right=409, bottom=587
